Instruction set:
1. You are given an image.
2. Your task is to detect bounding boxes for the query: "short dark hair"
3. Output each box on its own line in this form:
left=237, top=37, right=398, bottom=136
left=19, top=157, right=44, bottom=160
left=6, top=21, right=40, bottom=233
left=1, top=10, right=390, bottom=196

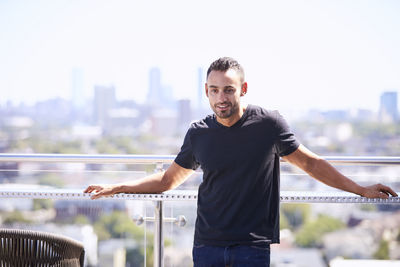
left=206, top=57, right=245, bottom=83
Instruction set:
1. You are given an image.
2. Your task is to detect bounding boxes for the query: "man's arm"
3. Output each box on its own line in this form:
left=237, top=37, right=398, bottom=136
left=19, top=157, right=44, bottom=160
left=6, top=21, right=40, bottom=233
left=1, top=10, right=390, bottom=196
left=84, top=162, right=194, bottom=199
left=282, top=144, right=398, bottom=198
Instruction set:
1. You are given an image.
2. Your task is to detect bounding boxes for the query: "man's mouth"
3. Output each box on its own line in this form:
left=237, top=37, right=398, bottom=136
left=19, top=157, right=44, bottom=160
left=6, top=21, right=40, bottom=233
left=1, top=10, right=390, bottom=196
left=215, top=103, right=230, bottom=110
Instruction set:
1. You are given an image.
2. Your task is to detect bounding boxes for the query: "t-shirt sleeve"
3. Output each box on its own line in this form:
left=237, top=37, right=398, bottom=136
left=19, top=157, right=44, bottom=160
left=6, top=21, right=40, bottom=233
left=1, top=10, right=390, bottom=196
left=174, top=127, right=200, bottom=170
left=273, top=111, right=300, bottom=157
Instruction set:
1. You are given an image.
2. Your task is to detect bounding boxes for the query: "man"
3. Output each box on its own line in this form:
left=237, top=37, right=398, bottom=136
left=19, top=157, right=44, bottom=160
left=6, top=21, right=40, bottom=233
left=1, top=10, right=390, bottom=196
left=84, top=57, right=397, bottom=267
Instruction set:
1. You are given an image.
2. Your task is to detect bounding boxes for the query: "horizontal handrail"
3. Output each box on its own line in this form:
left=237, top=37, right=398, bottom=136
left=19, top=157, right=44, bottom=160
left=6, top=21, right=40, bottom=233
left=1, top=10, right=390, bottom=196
left=0, top=189, right=399, bottom=204
left=322, top=156, right=400, bottom=165
left=1, top=153, right=400, bottom=165
left=0, top=154, right=175, bottom=164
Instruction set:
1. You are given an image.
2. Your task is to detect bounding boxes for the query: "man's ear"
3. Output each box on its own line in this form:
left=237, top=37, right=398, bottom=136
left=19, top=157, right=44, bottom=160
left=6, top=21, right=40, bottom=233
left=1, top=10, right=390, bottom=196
left=205, top=83, right=209, bottom=97
left=240, top=82, right=248, bottom=96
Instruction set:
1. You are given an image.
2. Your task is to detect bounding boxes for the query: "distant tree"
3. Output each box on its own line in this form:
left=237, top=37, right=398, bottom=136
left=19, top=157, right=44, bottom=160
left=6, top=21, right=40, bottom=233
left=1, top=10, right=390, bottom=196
left=25, top=136, right=83, bottom=154
left=281, top=203, right=311, bottom=230
left=95, top=138, right=120, bottom=154
left=359, top=204, right=377, bottom=212
left=114, top=136, right=140, bottom=154
left=93, top=211, right=146, bottom=241
left=74, top=215, right=90, bottom=225
left=93, top=220, right=111, bottom=240
left=126, top=248, right=146, bottom=267
left=9, top=139, right=30, bottom=151
left=280, top=211, right=290, bottom=230
left=397, top=228, right=400, bottom=242
left=52, top=141, right=82, bottom=154
left=3, top=211, right=32, bottom=224
left=38, top=173, right=65, bottom=188
left=373, top=240, right=390, bottom=260
left=33, top=199, right=53, bottom=210
left=326, top=144, right=345, bottom=153
left=295, top=214, right=344, bottom=247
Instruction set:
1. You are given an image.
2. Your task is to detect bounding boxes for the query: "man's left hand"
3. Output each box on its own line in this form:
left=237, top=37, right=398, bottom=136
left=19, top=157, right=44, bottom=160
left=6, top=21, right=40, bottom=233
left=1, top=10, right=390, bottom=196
left=361, top=183, right=398, bottom=199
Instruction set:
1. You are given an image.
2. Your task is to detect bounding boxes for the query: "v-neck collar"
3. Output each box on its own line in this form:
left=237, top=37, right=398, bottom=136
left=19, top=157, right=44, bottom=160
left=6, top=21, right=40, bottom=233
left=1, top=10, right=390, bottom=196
left=213, top=104, right=252, bottom=129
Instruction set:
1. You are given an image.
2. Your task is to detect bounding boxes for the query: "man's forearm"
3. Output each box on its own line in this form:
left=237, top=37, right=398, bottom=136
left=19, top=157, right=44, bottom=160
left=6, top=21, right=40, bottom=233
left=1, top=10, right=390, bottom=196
left=113, top=171, right=169, bottom=194
left=306, top=158, right=365, bottom=196
left=283, top=145, right=397, bottom=199
left=84, top=162, right=194, bottom=199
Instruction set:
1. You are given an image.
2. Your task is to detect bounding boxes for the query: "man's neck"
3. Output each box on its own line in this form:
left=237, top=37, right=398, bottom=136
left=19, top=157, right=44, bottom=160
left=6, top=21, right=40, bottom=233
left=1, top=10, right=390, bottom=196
left=216, top=104, right=247, bottom=127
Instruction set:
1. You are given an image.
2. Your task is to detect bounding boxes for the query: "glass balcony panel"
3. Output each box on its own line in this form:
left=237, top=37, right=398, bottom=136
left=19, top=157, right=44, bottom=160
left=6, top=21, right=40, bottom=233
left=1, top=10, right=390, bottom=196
left=0, top=155, right=399, bottom=266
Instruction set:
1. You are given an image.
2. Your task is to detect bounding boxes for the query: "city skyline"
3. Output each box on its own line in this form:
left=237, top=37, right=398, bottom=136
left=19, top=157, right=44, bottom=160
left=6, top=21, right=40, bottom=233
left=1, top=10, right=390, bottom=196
left=2, top=66, right=398, bottom=116
left=1, top=0, right=400, bottom=112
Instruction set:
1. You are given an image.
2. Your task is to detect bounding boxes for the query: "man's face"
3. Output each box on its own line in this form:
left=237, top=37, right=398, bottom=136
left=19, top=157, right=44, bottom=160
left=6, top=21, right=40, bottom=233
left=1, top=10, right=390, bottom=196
left=206, top=69, right=247, bottom=120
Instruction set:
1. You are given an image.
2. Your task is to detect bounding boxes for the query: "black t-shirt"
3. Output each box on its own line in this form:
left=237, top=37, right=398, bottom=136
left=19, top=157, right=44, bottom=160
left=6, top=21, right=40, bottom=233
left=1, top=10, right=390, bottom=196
left=174, top=104, right=300, bottom=246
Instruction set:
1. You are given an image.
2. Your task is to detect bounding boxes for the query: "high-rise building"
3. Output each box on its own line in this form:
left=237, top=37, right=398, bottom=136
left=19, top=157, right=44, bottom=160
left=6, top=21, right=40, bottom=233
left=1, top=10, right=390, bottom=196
left=379, top=91, right=398, bottom=123
left=71, top=68, right=84, bottom=109
left=93, top=85, right=116, bottom=127
left=146, top=68, right=174, bottom=108
left=178, top=99, right=192, bottom=134
left=196, top=67, right=209, bottom=119
left=197, top=68, right=204, bottom=110
left=147, top=68, right=162, bottom=107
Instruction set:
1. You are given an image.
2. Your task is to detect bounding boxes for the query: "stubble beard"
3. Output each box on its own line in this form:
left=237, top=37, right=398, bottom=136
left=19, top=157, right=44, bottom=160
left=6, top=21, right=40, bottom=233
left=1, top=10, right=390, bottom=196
left=213, top=101, right=240, bottom=119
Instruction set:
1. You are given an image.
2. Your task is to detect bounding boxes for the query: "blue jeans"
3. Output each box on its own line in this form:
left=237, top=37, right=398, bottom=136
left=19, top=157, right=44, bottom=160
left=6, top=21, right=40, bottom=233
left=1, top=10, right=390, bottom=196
left=192, top=244, right=270, bottom=267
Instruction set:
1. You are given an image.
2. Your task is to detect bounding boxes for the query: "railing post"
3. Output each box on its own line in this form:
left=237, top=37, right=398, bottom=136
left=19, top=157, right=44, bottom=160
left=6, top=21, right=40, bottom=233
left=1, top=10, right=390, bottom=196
left=154, top=162, right=164, bottom=267
left=154, top=200, right=164, bottom=267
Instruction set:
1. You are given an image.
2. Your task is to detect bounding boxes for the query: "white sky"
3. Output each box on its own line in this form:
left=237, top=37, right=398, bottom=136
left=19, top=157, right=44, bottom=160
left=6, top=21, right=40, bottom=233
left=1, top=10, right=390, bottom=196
left=1, top=0, right=400, bottom=112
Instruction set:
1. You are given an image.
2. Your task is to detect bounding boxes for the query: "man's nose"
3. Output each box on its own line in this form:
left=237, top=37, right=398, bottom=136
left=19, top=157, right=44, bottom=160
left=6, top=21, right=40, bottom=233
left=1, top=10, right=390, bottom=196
left=217, top=92, right=228, bottom=102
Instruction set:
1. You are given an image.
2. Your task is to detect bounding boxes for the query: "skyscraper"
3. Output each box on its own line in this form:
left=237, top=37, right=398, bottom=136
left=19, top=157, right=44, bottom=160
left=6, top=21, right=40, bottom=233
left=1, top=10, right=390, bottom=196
left=178, top=99, right=192, bottom=134
left=71, top=68, right=84, bottom=110
left=147, top=68, right=162, bottom=107
left=197, top=67, right=204, bottom=110
left=146, top=68, right=174, bottom=108
left=195, top=67, right=209, bottom=119
left=93, top=85, right=116, bottom=127
left=379, top=91, right=398, bottom=122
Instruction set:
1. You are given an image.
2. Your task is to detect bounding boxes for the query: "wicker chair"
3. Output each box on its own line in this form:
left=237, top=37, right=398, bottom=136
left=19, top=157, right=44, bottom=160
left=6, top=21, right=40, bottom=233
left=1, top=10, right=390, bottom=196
left=0, top=228, right=85, bottom=266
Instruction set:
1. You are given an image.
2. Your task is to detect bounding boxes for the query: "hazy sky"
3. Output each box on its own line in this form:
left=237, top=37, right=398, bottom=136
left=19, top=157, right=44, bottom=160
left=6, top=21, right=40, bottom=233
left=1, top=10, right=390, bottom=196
left=1, top=0, right=400, bottom=112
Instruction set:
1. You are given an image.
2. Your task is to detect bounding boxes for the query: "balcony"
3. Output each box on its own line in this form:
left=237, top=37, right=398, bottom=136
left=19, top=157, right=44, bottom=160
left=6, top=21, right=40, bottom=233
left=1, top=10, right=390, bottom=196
left=1, top=154, right=400, bottom=267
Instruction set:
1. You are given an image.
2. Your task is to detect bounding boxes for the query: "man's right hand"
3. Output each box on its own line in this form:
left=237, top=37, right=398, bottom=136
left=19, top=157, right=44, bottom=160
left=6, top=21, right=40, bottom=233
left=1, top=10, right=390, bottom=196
left=83, top=162, right=195, bottom=200
left=84, top=184, right=118, bottom=200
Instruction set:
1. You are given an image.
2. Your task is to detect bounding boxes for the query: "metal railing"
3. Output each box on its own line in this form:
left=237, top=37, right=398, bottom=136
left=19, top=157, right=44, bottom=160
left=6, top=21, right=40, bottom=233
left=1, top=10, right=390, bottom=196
left=1, top=153, right=400, bottom=267
left=1, top=188, right=400, bottom=204
left=2, top=153, right=400, bottom=165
